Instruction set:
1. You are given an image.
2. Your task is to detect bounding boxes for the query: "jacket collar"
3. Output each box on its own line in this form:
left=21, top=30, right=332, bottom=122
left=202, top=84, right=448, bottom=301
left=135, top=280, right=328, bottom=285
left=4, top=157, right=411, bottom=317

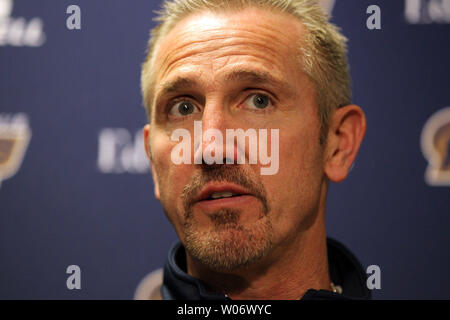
left=162, top=238, right=371, bottom=300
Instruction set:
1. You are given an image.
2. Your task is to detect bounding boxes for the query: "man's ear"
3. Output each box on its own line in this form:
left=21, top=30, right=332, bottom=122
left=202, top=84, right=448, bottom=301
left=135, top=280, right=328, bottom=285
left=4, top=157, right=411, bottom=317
left=144, top=124, right=160, bottom=200
left=324, top=105, right=367, bottom=183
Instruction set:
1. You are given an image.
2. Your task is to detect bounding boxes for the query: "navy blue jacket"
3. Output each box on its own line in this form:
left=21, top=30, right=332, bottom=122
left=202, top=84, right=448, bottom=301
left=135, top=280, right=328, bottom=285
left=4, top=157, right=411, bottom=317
left=159, top=238, right=371, bottom=300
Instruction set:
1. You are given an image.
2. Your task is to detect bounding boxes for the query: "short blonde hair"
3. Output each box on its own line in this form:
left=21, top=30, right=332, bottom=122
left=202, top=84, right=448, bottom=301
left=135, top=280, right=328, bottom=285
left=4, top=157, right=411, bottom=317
left=141, top=0, right=351, bottom=144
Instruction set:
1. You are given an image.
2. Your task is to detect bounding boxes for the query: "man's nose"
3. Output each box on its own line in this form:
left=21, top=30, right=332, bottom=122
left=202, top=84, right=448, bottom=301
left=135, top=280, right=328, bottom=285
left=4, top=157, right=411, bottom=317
left=201, top=98, right=231, bottom=133
left=194, top=100, right=240, bottom=165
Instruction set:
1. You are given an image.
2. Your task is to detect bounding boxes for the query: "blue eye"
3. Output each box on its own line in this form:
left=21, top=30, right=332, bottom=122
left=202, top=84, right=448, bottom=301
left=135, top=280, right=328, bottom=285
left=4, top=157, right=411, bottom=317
left=245, top=94, right=272, bottom=110
left=169, top=100, right=199, bottom=117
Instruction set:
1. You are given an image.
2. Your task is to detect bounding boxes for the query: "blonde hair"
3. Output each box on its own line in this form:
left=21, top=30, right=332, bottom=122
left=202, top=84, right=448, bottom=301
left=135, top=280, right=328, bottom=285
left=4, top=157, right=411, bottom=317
left=141, top=0, right=351, bottom=144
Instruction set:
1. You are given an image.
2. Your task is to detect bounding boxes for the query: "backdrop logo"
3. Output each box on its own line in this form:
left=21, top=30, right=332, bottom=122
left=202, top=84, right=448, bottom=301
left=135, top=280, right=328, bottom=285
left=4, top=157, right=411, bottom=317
left=97, top=128, right=149, bottom=174
left=0, top=113, right=31, bottom=187
left=0, top=0, right=46, bottom=46
left=405, top=0, right=450, bottom=23
left=318, top=0, right=336, bottom=14
left=421, top=107, right=450, bottom=186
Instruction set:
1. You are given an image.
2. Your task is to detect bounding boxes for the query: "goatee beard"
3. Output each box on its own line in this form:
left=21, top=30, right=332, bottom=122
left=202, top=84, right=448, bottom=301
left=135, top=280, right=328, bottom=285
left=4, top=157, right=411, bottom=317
left=180, top=165, right=273, bottom=271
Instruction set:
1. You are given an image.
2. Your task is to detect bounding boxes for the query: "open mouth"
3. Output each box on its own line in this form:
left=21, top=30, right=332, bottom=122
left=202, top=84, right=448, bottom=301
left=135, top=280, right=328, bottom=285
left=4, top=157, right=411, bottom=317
left=191, top=183, right=260, bottom=212
left=194, top=183, right=252, bottom=203
left=207, top=191, right=243, bottom=200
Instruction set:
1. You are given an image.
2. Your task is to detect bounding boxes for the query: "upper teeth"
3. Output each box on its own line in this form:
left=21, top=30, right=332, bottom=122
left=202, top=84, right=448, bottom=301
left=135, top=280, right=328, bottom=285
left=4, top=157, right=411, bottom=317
left=210, top=192, right=236, bottom=199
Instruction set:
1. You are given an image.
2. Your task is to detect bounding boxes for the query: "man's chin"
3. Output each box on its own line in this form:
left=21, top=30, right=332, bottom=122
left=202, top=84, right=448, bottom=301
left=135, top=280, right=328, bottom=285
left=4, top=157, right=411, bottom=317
left=183, top=220, right=274, bottom=272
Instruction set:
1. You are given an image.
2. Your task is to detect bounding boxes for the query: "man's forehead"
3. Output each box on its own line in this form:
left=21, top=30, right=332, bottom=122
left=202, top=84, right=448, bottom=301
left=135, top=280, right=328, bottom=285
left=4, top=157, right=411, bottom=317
left=156, top=7, right=306, bottom=56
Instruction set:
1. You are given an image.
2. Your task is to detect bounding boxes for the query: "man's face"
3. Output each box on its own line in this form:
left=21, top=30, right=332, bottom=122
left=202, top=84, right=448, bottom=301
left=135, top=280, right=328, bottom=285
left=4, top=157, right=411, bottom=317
left=145, top=7, right=327, bottom=271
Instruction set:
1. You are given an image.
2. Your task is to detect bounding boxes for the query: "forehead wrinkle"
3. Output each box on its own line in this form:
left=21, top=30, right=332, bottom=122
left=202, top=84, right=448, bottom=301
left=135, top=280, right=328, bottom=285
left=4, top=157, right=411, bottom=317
left=162, top=26, right=293, bottom=68
left=174, top=9, right=301, bottom=47
left=156, top=18, right=300, bottom=80
left=159, top=34, right=230, bottom=75
left=172, top=24, right=295, bottom=52
left=159, top=39, right=287, bottom=86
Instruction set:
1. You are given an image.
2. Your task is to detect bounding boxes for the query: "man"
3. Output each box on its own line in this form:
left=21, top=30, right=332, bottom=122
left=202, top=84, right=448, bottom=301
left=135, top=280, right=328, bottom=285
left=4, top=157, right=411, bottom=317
left=139, top=0, right=369, bottom=300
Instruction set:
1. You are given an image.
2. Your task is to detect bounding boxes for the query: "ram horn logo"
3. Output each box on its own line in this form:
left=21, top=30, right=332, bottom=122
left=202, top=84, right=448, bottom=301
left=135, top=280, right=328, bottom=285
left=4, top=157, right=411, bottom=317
left=421, top=107, right=450, bottom=186
left=0, top=113, right=31, bottom=187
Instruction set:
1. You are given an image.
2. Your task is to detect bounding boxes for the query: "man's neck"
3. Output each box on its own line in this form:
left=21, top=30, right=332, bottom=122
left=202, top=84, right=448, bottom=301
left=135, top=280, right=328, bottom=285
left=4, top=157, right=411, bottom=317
left=185, top=214, right=331, bottom=300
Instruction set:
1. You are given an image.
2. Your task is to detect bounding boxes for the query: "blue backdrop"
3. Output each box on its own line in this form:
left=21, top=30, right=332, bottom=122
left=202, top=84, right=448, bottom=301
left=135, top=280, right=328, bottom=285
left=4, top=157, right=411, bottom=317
left=0, top=0, right=449, bottom=299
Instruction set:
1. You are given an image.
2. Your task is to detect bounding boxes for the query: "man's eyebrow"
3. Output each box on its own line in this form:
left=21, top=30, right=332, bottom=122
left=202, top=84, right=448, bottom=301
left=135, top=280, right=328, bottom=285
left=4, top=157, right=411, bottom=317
left=224, top=70, right=286, bottom=88
left=156, top=77, right=197, bottom=99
